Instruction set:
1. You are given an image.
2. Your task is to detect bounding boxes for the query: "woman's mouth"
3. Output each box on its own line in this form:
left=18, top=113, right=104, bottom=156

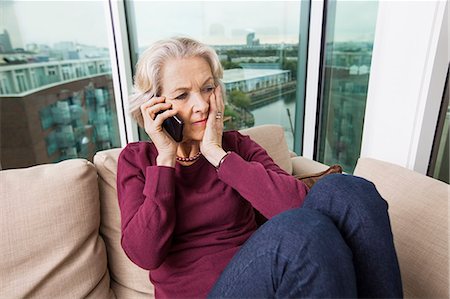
left=192, top=118, right=207, bottom=126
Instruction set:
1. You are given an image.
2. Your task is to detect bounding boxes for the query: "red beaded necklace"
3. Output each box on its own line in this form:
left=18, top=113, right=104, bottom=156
left=176, top=151, right=202, bottom=162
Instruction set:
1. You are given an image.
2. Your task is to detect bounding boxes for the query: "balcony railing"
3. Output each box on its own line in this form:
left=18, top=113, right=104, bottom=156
left=0, top=58, right=111, bottom=97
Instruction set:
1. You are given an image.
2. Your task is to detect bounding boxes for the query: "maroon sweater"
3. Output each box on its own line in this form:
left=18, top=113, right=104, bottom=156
left=117, top=131, right=308, bottom=298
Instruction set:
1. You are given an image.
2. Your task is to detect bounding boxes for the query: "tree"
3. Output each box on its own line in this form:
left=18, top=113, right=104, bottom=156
left=282, top=58, right=298, bottom=79
left=229, top=90, right=251, bottom=109
left=220, top=60, right=242, bottom=70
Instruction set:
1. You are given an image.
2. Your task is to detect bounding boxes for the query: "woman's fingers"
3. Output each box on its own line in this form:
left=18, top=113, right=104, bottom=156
left=207, top=87, right=224, bottom=133
left=141, top=97, right=173, bottom=120
left=214, top=84, right=225, bottom=113
left=148, top=102, right=173, bottom=120
left=138, top=95, right=178, bottom=160
left=209, top=86, right=224, bottom=122
left=140, top=96, right=165, bottom=112
left=209, top=91, right=217, bottom=117
left=140, top=96, right=179, bottom=138
left=154, top=109, right=178, bottom=126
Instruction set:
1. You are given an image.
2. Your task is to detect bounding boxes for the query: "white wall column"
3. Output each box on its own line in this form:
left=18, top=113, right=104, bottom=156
left=361, top=0, right=449, bottom=173
left=302, top=0, right=325, bottom=159
left=105, top=0, right=138, bottom=146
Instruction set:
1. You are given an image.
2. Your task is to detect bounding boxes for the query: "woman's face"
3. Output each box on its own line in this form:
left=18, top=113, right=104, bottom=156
left=160, top=57, right=215, bottom=142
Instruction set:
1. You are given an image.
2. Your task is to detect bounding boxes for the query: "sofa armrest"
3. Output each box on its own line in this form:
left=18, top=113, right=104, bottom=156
left=354, top=157, right=449, bottom=298
left=291, top=156, right=329, bottom=177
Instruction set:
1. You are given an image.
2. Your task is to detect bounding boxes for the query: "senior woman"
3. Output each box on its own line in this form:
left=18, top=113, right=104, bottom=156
left=117, top=37, right=402, bottom=298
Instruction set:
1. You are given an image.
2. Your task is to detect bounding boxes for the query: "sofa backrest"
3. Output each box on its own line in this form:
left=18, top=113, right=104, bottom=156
left=0, top=159, right=114, bottom=298
left=240, top=124, right=292, bottom=174
left=354, top=157, right=449, bottom=299
left=94, top=148, right=154, bottom=298
left=93, top=124, right=292, bottom=298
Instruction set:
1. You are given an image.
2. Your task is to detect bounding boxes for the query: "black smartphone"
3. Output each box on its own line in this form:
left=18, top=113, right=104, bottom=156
left=156, top=110, right=184, bottom=142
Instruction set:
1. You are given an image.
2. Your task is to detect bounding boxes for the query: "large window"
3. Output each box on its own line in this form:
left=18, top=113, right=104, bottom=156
left=1, top=0, right=445, bottom=181
left=0, top=1, right=121, bottom=169
left=125, top=1, right=308, bottom=150
left=316, top=0, right=379, bottom=172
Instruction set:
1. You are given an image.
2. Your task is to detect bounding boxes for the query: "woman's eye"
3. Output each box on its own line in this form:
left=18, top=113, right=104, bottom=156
left=175, top=93, right=187, bottom=100
left=203, top=86, right=214, bottom=93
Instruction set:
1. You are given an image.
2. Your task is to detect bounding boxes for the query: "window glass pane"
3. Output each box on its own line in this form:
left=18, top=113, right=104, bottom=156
left=0, top=1, right=121, bottom=169
left=126, top=1, right=306, bottom=150
left=316, top=0, right=378, bottom=172
left=429, top=66, right=449, bottom=184
left=432, top=102, right=449, bottom=183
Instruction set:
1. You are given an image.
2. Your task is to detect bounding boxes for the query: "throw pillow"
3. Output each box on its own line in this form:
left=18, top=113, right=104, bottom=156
left=295, top=164, right=343, bottom=189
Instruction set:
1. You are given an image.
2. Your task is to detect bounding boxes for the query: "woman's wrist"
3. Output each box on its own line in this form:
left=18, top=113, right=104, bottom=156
left=203, top=147, right=227, bottom=168
left=216, top=151, right=231, bottom=170
left=156, top=154, right=176, bottom=168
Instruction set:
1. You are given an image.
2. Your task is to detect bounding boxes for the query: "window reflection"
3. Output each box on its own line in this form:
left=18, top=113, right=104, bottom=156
left=429, top=66, right=449, bottom=184
left=0, top=1, right=120, bottom=169
left=316, top=0, right=379, bottom=172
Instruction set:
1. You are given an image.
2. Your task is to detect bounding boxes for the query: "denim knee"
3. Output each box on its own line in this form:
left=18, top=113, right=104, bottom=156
left=305, top=173, right=388, bottom=211
left=265, top=207, right=332, bottom=235
left=260, top=208, right=351, bottom=256
left=299, top=175, right=401, bottom=298
left=312, top=173, right=376, bottom=194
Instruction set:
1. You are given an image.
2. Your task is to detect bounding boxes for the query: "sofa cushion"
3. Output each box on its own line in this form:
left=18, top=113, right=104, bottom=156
left=354, top=157, right=449, bottom=299
left=94, top=149, right=154, bottom=298
left=0, top=159, right=113, bottom=298
left=291, top=156, right=329, bottom=177
left=240, top=124, right=293, bottom=174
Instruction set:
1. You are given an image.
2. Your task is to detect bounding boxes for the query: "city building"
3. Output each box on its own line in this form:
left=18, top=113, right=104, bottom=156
left=0, top=58, right=111, bottom=95
left=246, top=32, right=260, bottom=47
left=0, top=30, right=13, bottom=53
left=0, top=58, right=119, bottom=169
left=223, top=68, right=290, bottom=93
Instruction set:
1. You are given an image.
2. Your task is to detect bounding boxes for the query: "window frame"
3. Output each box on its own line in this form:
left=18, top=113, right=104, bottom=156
left=105, top=0, right=137, bottom=146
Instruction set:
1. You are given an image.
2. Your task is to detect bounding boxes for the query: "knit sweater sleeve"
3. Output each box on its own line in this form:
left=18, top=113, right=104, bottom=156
left=116, top=142, right=176, bottom=270
left=218, top=132, right=308, bottom=219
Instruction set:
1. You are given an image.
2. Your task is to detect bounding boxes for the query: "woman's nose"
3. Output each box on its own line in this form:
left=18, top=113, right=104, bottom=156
left=191, top=92, right=209, bottom=113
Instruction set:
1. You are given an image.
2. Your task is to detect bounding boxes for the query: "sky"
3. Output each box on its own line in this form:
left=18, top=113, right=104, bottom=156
left=1, top=0, right=110, bottom=48
left=129, top=1, right=302, bottom=47
left=0, top=0, right=379, bottom=50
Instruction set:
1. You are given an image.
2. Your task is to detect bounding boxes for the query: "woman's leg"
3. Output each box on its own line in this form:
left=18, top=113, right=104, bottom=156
left=303, top=174, right=403, bottom=298
left=208, top=208, right=357, bottom=298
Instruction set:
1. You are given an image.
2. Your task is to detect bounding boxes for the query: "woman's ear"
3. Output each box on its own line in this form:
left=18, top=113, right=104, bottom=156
left=153, top=85, right=161, bottom=98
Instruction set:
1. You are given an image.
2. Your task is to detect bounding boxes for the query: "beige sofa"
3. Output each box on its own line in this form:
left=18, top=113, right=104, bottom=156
left=1, top=125, right=448, bottom=298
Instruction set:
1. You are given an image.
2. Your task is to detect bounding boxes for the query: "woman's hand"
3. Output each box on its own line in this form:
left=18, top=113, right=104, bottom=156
left=140, top=96, right=179, bottom=167
left=200, top=85, right=228, bottom=167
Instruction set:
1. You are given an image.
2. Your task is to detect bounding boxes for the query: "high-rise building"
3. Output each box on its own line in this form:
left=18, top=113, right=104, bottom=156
left=246, top=32, right=260, bottom=47
left=0, top=30, right=13, bottom=53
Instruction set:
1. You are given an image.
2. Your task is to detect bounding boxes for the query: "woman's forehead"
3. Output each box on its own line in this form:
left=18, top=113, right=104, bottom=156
left=161, top=57, right=213, bottom=91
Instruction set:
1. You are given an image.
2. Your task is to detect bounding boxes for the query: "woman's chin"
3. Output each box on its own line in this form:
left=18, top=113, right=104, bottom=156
left=182, top=130, right=205, bottom=142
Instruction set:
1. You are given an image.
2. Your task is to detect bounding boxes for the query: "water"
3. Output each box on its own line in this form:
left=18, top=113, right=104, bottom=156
left=250, top=98, right=296, bottom=151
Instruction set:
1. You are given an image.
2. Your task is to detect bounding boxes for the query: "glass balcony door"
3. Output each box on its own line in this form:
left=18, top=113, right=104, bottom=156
left=315, top=0, right=379, bottom=172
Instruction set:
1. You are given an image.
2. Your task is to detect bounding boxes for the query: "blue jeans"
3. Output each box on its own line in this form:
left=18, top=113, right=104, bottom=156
left=208, top=174, right=403, bottom=298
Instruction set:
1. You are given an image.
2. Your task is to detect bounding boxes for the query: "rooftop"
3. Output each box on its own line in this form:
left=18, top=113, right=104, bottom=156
left=223, top=68, right=289, bottom=83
